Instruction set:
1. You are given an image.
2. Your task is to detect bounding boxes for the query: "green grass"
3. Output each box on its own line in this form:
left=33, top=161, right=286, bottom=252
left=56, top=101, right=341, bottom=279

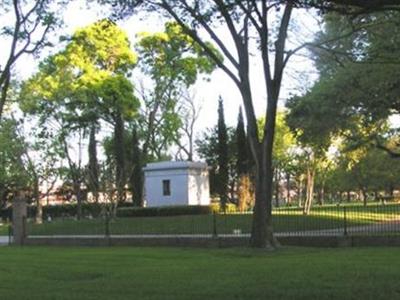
left=22, top=203, right=400, bottom=236
left=0, top=246, right=399, bottom=299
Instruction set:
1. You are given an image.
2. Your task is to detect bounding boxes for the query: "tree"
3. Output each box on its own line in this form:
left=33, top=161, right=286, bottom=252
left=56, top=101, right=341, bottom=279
left=129, top=126, right=143, bottom=206
left=21, top=120, right=64, bottom=223
left=236, top=107, right=250, bottom=176
left=287, top=10, right=400, bottom=154
left=0, top=118, right=28, bottom=207
left=123, top=21, right=218, bottom=205
left=134, top=21, right=218, bottom=162
left=174, top=90, right=202, bottom=161
left=196, top=125, right=237, bottom=200
left=87, top=124, right=99, bottom=202
left=217, top=97, right=229, bottom=210
left=0, top=0, right=60, bottom=120
left=236, top=107, right=253, bottom=212
left=20, top=20, right=138, bottom=211
left=258, top=112, right=297, bottom=207
left=105, top=0, right=400, bottom=248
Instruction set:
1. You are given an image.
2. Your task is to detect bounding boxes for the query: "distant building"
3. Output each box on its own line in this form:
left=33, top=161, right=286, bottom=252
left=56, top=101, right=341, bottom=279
left=143, top=161, right=210, bottom=207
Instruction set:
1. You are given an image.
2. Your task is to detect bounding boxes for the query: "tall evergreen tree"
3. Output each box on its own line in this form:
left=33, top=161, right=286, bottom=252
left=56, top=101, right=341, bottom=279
left=236, top=107, right=254, bottom=211
left=130, top=126, right=143, bottom=207
left=217, top=97, right=229, bottom=210
left=236, top=107, right=248, bottom=176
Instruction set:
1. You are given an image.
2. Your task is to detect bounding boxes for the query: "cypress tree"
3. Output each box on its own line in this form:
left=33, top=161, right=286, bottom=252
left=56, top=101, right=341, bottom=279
left=236, top=107, right=254, bottom=211
left=114, top=111, right=125, bottom=203
left=236, top=107, right=248, bottom=176
left=130, top=126, right=143, bottom=207
left=217, top=96, right=229, bottom=210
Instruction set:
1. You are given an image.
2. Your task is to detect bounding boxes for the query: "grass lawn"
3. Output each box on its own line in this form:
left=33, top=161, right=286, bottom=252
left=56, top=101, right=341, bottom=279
left=0, top=246, right=399, bottom=299
left=21, top=203, right=399, bottom=236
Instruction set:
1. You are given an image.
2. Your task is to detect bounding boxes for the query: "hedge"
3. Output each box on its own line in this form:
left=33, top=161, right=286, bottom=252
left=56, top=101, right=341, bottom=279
left=1, top=202, right=134, bottom=220
left=0, top=202, right=238, bottom=221
left=116, top=205, right=214, bottom=218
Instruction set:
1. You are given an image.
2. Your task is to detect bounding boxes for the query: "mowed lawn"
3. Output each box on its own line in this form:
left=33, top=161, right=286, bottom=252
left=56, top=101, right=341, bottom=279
left=0, top=246, right=399, bottom=299
left=19, top=203, right=400, bottom=236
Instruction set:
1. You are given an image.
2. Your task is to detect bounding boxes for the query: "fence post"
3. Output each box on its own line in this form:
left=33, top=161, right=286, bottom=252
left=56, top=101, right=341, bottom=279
left=343, top=206, right=347, bottom=236
left=212, top=212, right=218, bottom=238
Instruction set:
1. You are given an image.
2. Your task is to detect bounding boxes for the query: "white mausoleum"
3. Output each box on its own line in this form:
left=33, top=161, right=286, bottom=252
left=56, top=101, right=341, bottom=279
left=143, top=161, right=210, bottom=207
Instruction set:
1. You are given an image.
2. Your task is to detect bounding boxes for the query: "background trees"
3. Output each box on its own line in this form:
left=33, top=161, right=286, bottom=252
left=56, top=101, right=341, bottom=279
left=20, top=19, right=138, bottom=215
left=1, top=0, right=399, bottom=249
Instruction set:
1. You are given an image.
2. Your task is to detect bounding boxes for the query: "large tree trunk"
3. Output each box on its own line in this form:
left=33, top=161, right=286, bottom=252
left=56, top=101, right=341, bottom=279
left=298, top=177, right=303, bottom=207
left=34, top=176, right=42, bottom=224
left=286, top=172, right=291, bottom=206
left=303, top=167, right=315, bottom=215
left=73, top=181, right=82, bottom=220
left=130, top=127, right=143, bottom=207
left=274, top=168, right=280, bottom=207
left=249, top=92, right=280, bottom=248
left=251, top=158, right=275, bottom=248
left=0, top=75, right=11, bottom=121
left=88, top=124, right=99, bottom=203
left=114, top=111, right=125, bottom=203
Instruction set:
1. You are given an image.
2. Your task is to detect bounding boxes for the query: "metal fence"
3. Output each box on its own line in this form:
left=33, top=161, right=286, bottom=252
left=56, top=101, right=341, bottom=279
left=24, top=203, right=400, bottom=238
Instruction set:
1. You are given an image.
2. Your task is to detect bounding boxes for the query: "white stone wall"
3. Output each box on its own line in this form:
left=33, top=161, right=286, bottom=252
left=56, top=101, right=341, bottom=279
left=187, top=169, right=210, bottom=206
left=143, top=161, right=210, bottom=207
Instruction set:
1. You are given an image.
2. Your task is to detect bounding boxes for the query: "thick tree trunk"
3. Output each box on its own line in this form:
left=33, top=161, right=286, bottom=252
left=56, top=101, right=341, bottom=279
left=286, top=173, right=291, bottom=206
left=249, top=95, right=280, bottom=248
left=0, top=75, right=11, bottom=121
left=130, top=127, right=143, bottom=207
left=250, top=158, right=276, bottom=248
left=303, top=167, right=315, bottom=215
left=317, top=188, right=322, bottom=206
left=73, top=181, right=82, bottom=220
left=34, top=177, right=42, bottom=224
left=274, top=168, right=280, bottom=207
left=88, top=124, right=99, bottom=203
left=114, top=112, right=125, bottom=203
left=298, top=177, right=303, bottom=207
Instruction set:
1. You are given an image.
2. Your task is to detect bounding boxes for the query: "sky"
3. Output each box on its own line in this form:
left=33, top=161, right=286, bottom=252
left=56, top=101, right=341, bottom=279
left=1, top=0, right=321, bottom=162
left=1, top=0, right=320, bottom=125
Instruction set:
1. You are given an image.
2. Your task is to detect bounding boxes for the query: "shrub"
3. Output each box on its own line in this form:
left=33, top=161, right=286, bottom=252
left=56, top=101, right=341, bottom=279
left=117, top=205, right=213, bottom=218
left=209, top=203, right=238, bottom=214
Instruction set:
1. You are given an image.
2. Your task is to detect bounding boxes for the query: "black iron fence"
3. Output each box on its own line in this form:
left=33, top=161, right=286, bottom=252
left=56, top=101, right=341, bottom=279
left=22, top=203, right=400, bottom=238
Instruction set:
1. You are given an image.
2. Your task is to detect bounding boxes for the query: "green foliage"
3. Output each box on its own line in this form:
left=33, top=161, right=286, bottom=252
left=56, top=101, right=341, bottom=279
left=21, top=19, right=139, bottom=124
left=137, top=22, right=218, bottom=86
left=287, top=11, right=400, bottom=152
left=133, top=21, right=219, bottom=160
left=236, top=107, right=250, bottom=175
left=196, top=126, right=237, bottom=198
left=217, top=97, right=229, bottom=208
left=0, top=119, right=28, bottom=205
left=116, top=205, right=213, bottom=217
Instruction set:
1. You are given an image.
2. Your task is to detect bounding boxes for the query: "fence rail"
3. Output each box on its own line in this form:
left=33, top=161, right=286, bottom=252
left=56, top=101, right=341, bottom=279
left=24, top=203, right=400, bottom=238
